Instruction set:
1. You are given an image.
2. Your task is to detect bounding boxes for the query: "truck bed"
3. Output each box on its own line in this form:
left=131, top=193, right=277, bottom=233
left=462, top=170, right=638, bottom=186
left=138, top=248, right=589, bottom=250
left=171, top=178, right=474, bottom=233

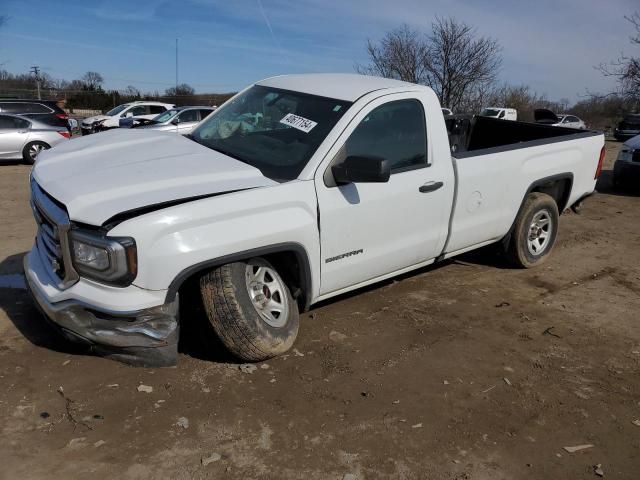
left=446, top=115, right=600, bottom=156
left=442, top=115, right=604, bottom=257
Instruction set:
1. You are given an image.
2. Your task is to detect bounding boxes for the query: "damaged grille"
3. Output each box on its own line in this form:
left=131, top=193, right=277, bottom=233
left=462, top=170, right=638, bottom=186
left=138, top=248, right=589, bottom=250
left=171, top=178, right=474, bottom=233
left=30, top=179, right=79, bottom=289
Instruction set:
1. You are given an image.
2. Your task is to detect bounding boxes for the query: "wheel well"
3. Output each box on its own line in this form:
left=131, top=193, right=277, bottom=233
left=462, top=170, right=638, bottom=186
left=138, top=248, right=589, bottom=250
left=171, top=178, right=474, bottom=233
left=169, top=245, right=312, bottom=312
left=530, top=176, right=572, bottom=212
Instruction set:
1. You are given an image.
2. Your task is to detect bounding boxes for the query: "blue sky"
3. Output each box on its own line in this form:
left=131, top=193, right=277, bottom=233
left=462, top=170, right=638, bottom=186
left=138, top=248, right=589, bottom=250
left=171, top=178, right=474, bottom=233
left=0, top=0, right=637, bottom=101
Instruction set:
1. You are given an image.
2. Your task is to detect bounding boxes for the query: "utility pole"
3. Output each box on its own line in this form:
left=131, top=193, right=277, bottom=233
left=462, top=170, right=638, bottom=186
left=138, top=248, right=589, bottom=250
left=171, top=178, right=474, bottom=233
left=30, top=65, right=41, bottom=99
left=175, top=38, right=179, bottom=95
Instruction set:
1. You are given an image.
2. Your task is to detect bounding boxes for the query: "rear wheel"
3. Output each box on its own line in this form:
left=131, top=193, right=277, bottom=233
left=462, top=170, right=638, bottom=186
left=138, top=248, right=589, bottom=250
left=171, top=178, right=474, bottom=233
left=506, top=192, right=559, bottom=268
left=22, top=141, right=50, bottom=164
left=199, top=257, right=299, bottom=361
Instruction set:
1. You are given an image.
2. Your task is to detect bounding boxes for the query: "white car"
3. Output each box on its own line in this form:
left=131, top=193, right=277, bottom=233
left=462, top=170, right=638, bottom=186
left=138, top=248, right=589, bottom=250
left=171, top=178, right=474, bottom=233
left=25, top=73, right=604, bottom=367
left=123, top=106, right=215, bottom=135
left=554, top=114, right=586, bottom=130
left=80, top=101, right=174, bottom=135
left=480, top=107, right=518, bottom=121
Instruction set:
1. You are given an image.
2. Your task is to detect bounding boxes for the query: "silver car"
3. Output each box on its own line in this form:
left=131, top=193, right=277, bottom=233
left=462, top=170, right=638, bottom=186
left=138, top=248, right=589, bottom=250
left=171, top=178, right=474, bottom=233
left=0, top=114, right=70, bottom=164
left=129, top=106, right=215, bottom=134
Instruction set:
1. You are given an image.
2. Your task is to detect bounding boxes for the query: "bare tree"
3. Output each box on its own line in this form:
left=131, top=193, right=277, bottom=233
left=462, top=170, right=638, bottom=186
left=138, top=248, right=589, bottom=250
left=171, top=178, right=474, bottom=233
left=424, top=17, right=502, bottom=110
left=357, top=18, right=502, bottom=111
left=598, top=12, right=639, bottom=102
left=355, top=25, right=428, bottom=83
left=81, top=71, right=104, bottom=90
left=124, top=85, right=141, bottom=97
left=165, top=83, right=195, bottom=96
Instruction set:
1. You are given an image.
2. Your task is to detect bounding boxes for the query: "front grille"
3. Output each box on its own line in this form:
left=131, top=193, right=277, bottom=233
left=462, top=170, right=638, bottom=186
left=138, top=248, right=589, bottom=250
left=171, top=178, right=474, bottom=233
left=30, top=179, right=79, bottom=289
left=632, top=150, right=640, bottom=163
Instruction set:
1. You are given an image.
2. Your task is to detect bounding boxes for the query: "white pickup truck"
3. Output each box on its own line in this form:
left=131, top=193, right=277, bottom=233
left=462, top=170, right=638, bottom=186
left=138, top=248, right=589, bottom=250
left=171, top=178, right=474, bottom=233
left=25, top=74, right=605, bottom=366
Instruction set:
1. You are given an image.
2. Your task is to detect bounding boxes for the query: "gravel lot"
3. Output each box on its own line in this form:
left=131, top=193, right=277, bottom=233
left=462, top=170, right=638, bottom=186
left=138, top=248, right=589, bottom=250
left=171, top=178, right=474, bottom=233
left=0, top=141, right=638, bottom=479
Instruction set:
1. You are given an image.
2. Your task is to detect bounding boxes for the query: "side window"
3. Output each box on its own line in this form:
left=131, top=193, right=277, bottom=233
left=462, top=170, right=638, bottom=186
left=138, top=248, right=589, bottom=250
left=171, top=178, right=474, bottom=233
left=128, top=105, right=147, bottom=117
left=0, top=103, right=26, bottom=114
left=149, top=105, right=166, bottom=115
left=0, top=115, right=30, bottom=129
left=29, top=103, right=53, bottom=113
left=178, top=109, right=199, bottom=123
left=199, top=109, right=213, bottom=120
left=343, top=99, right=428, bottom=173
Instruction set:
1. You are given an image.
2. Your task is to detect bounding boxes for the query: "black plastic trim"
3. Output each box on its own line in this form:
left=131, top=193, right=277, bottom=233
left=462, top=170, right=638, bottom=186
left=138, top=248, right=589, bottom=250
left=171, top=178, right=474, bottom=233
left=165, top=242, right=313, bottom=310
left=453, top=130, right=601, bottom=159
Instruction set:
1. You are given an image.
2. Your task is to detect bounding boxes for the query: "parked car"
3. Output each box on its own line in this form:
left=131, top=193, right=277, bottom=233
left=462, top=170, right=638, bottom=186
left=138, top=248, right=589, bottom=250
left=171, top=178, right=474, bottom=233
left=120, top=106, right=215, bottom=134
left=441, top=108, right=453, bottom=116
left=614, top=114, right=640, bottom=141
left=0, top=113, right=70, bottom=163
left=613, top=134, right=640, bottom=187
left=25, top=73, right=603, bottom=367
left=534, top=109, right=586, bottom=129
left=554, top=114, right=586, bottom=129
left=80, top=101, right=175, bottom=135
left=0, top=99, right=70, bottom=131
left=479, top=107, right=518, bottom=121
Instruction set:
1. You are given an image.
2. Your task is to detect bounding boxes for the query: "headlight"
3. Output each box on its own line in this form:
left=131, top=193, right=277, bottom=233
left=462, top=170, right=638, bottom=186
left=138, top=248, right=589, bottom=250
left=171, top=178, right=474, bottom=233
left=70, top=230, right=137, bottom=286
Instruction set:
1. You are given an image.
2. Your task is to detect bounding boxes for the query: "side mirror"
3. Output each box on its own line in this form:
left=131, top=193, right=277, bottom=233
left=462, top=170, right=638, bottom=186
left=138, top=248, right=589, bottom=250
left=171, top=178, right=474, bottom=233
left=124, top=112, right=133, bottom=118
left=332, top=155, right=391, bottom=185
left=171, top=117, right=180, bottom=125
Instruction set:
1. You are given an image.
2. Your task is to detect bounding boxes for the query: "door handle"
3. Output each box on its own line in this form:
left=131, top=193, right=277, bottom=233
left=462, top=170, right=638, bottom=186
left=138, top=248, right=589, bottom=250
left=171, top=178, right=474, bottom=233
left=419, top=181, right=444, bottom=193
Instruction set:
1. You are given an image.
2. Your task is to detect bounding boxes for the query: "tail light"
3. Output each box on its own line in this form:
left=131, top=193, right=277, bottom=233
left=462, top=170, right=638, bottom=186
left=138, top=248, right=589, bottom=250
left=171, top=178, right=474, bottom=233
left=595, top=146, right=605, bottom=179
left=55, top=113, right=69, bottom=120
left=58, top=131, right=71, bottom=139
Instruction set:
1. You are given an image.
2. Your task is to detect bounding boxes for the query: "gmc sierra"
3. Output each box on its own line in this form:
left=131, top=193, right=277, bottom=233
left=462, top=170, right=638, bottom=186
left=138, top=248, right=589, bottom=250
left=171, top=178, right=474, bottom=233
left=24, top=74, right=605, bottom=366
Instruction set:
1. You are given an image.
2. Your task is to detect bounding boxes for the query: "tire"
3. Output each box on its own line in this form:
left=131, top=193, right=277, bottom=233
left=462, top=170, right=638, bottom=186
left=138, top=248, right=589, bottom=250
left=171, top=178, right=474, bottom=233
left=199, top=257, right=299, bottom=361
left=506, top=192, right=559, bottom=268
left=22, top=141, right=50, bottom=164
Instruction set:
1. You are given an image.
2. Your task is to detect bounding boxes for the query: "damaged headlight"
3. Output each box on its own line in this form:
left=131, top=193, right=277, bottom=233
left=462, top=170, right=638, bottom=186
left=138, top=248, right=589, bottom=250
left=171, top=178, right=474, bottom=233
left=70, top=230, right=137, bottom=286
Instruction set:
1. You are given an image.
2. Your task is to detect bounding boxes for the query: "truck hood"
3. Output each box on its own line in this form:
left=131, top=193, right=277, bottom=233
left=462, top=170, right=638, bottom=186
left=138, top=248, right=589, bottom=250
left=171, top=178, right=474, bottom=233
left=32, top=129, right=278, bottom=225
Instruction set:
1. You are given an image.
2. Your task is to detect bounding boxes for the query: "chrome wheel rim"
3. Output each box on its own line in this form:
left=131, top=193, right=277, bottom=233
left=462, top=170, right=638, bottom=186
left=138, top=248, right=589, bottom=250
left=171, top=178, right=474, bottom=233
left=29, top=144, right=46, bottom=160
left=527, top=210, right=553, bottom=256
left=245, top=259, right=289, bottom=328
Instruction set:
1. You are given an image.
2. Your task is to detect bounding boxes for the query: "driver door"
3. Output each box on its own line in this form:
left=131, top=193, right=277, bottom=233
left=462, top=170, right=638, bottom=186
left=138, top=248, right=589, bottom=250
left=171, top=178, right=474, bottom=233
left=315, top=93, right=452, bottom=296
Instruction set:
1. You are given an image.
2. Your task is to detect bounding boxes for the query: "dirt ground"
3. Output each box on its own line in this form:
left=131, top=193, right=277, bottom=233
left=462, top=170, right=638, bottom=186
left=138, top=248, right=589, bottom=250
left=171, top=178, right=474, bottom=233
left=0, top=141, right=639, bottom=479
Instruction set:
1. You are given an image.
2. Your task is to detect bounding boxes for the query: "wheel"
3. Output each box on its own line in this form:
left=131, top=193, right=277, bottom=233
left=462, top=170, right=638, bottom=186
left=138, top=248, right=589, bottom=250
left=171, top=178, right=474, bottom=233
left=22, top=141, right=50, bottom=164
left=506, top=192, right=559, bottom=268
left=199, top=257, right=299, bottom=361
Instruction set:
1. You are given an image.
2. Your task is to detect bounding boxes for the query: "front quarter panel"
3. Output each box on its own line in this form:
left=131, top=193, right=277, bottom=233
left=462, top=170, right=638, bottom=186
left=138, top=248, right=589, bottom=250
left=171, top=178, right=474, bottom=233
left=108, top=180, right=320, bottom=297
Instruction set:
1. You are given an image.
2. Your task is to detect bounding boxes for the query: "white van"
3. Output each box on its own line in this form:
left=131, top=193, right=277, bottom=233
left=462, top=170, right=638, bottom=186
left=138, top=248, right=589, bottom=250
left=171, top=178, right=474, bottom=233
left=480, top=107, right=518, bottom=121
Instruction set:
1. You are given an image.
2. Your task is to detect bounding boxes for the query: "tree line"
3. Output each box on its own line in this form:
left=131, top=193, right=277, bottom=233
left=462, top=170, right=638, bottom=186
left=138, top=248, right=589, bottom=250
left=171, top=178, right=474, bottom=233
left=0, top=69, right=233, bottom=111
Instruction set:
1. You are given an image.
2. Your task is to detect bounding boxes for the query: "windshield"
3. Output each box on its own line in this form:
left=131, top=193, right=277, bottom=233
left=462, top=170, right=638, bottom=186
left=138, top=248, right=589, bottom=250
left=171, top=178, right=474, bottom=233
left=105, top=104, right=129, bottom=116
left=480, top=108, right=500, bottom=117
left=556, top=116, right=566, bottom=123
left=190, top=85, right=351, bottom=181
left=154, top=109, right=179, bottom=123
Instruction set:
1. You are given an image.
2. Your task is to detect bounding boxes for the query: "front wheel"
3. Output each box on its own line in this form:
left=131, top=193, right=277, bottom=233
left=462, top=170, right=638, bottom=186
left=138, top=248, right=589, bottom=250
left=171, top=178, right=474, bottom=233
left=22, top=141, right=50, bottom=164
left=199, top=257, right=299, bottom=361
left=506, top=192, right=559, bottom=268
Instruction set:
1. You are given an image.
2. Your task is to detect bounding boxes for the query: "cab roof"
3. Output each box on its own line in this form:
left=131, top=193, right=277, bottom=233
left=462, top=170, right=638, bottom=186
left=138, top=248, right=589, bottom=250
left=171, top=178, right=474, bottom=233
left=256, top=73, right=422, bottom=102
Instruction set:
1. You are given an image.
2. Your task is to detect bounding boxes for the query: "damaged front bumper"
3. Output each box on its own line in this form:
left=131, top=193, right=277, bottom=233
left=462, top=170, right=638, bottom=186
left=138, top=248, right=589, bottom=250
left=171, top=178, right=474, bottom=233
left=24, top=253, right=179, bottom=367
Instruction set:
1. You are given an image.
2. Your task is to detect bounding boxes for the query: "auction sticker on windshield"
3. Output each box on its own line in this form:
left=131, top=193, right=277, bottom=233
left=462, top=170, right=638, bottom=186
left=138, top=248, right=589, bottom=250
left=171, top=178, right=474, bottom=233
left=279, top=113, right=317, bottom=133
